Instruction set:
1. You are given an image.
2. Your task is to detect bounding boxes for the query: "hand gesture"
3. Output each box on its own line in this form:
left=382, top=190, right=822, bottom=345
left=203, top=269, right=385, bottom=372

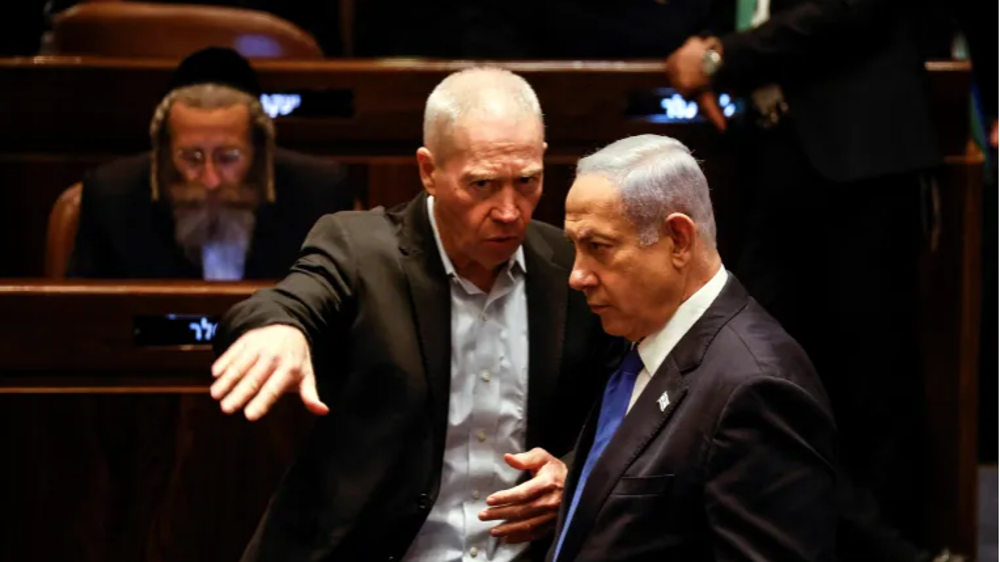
left=478, top=448, right=567, bottom=543
left=210, top=324, right=329, bottom=421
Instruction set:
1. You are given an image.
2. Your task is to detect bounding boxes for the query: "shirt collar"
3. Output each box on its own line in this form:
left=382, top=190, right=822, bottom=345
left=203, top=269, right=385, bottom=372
left=636, top=265, right=729, bottom=377
left=426, top=195, right=526, bottom=280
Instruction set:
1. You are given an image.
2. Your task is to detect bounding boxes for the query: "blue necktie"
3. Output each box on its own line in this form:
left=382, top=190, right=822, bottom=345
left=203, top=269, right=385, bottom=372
left=553, top=345, right=644, bottom=561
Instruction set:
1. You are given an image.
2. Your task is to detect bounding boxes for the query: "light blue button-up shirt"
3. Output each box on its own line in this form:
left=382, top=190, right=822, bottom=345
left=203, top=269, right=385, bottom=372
left=401, top=196, right=531, bottom=562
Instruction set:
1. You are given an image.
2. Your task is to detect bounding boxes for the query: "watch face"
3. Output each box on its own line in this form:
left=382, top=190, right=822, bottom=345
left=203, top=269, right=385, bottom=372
left=702, top=50, right=721, bottom=76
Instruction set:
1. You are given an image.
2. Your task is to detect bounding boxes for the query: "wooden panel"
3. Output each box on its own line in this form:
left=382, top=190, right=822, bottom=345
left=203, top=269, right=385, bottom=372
left=919, top=154, right=983, bottom=557
left=0, top=393, right=313, bottom=562
left=0, top=281, right=266, bottom=380
left=0, top=283, right=318, bottom=562
left=0, top=59, right=703, bottom=155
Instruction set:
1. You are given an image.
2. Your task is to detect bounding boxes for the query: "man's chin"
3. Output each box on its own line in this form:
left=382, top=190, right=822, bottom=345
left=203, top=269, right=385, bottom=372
left=598, top=314, right=630, bottom=338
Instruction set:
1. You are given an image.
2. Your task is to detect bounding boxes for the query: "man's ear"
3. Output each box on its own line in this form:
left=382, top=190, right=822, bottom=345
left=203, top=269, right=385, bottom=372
left=416, top=147, right=437, bottom=195
left=664, top=213, right=697, bottom=266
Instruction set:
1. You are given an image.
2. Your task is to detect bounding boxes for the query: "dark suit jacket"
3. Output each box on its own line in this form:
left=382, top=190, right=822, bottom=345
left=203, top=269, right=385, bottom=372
left=216, top=192, right=616, bottom=561
left=712, top=0, right=941, bottom=183
left=548, top=276, right=838, bottom=562
left=66, top=148, right=355, bottom=279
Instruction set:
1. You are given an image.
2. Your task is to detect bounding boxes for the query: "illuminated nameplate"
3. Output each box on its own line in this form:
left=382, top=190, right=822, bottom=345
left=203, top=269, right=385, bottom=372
left=260, top=93, right=302, bottom=118
left=625, top=88, right=744, bottom=124
left=133, top=314, right=220, bottom=347
left=259, top=90, right=354, bottom=119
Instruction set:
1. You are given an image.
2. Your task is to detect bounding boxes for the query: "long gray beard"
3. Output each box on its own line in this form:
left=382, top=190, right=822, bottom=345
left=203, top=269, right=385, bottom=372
left=173, top=205, right=256, bottom=279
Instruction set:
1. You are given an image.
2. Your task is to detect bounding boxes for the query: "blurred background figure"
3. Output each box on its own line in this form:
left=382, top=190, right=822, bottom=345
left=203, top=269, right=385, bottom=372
left=67, top=47, right=356, bottom=279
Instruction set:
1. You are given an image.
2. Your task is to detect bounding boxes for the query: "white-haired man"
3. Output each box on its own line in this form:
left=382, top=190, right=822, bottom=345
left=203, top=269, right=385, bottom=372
left=553, top=134, right=837, bottom=561
left=210, top=67, right=615, bottom=561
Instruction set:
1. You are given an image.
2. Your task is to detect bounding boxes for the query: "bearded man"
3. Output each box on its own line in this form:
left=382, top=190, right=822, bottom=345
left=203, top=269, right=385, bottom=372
left=67, top=47, right=355, bottom=280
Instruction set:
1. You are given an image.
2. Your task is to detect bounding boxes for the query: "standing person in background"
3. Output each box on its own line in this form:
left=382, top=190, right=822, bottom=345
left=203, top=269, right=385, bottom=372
left=662, top=0, right=989, bottom=560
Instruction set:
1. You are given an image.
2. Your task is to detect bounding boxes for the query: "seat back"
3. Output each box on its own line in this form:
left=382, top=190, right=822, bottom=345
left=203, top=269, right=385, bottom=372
left=50, top=2, right=323, bottom=59
left=45, top=183, right=83, bottom=279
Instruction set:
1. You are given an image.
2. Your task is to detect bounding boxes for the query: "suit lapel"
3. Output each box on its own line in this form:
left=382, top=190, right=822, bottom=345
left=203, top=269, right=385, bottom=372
left=557, top=356, right=690, bottom=562
left=398, top=194, right=453, bottom=470
left=555, top=275, right=753, bottom=560
left=523, top=226, right=568, bottom=449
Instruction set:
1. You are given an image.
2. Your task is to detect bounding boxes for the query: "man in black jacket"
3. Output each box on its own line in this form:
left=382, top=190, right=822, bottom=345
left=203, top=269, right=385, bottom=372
left=209, top=67, right=615, bottom=561
left=67, top=47, right=355, bottom=280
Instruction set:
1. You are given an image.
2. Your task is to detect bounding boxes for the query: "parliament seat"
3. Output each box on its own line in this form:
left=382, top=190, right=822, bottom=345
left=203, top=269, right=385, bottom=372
left=49, top=1, right=323, bottom=59
left=44, top=182, right=82, bottom=279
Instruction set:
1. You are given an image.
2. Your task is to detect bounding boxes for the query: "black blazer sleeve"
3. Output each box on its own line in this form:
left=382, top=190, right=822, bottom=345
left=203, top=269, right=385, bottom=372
left=704, top=377, right=838, bottom=561
left=66, top=173, right=116, bottom=278
left=715, top=0, right=902, bottom=93
left=215, top=213, right=360, bottom=354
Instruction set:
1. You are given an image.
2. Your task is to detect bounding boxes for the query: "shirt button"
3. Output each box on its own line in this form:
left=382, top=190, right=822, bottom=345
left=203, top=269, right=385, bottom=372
left=481, top=371, right=491, bottom=382
left=476, top=430, right=487, bottom=442
left=416, top=493, right=431, bottom=510
left=480, top=312, right=488, bottom=321
left=472, top=489, right=480, bottom=500
left=470, top=546, right=479, bottom=558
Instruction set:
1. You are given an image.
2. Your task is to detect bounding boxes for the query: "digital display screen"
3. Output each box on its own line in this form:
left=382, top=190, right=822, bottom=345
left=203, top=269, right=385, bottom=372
left=259, top=90, right=354, bottom=119
left=133, top=314, right=220, bottom=347
left=625, top=88, right=745, bottom=123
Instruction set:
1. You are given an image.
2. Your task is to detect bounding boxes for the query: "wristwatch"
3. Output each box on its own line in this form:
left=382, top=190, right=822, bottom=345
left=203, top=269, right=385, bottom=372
left=702, top=48, right=723, bottom=78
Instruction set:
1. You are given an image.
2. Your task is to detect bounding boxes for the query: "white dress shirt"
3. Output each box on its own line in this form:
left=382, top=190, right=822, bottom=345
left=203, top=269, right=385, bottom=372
left=402, top=196, right=531, bottom=562
left=751, top=0, right=771, bottom=27
left=627, top=266, right=729, bottom=413
left=201, top=239, right=249, bottom=280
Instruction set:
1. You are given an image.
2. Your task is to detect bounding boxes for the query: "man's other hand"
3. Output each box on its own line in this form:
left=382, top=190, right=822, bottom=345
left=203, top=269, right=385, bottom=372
left=210, top=324, right=329, bottom=421
left=478, top=448, right=567, bottom=543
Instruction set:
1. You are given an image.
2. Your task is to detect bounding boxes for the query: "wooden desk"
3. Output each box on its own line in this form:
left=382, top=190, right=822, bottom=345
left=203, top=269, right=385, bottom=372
left=0, top=281, right=316, bottom=562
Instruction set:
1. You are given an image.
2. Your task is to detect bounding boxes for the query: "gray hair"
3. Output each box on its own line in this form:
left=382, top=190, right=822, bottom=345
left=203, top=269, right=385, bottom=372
left=149, top=83, right=275, bottom=202
left=423, top=67, right=544, bottom=159
left=576, top=134, right=716, bottom=248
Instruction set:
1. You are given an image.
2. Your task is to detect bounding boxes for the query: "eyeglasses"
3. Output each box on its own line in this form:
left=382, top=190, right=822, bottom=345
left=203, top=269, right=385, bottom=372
left=175, top=147, right=247, bottom=173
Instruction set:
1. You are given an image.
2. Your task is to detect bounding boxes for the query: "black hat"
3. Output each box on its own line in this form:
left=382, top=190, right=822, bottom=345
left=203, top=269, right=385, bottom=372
left=168, top=47, right=262, bottom=98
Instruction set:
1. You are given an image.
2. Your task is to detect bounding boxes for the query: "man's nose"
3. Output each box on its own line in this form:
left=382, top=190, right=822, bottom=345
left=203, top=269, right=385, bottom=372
left=569, top=266, right=596, bottom=291
left=201, top=162, right=222, bottom=191
left=492, top=187, right=520, bottom=223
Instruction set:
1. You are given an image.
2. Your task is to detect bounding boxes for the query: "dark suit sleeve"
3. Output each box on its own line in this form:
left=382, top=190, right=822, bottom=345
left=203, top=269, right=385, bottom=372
left=66, top=175, right=116, bottom=278
left=215, top=213, right=359, bottom=354
left=704, top=378, right=838, bottom=562
left=715, top=0, right=901, bottom=93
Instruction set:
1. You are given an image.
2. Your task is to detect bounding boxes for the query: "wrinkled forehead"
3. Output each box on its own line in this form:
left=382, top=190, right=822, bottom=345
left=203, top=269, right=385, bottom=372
left=167, top=102, right=252, bottom=143
left=448, top=117, right=545, bottom=174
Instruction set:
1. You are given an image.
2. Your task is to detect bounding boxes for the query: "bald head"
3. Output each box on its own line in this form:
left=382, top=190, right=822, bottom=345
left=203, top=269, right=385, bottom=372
left=423, top=67, right=544, bottom=161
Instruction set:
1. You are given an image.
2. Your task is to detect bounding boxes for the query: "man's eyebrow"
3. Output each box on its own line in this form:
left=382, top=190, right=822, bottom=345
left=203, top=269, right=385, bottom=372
left=564, top=226, right=593, bottom=241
